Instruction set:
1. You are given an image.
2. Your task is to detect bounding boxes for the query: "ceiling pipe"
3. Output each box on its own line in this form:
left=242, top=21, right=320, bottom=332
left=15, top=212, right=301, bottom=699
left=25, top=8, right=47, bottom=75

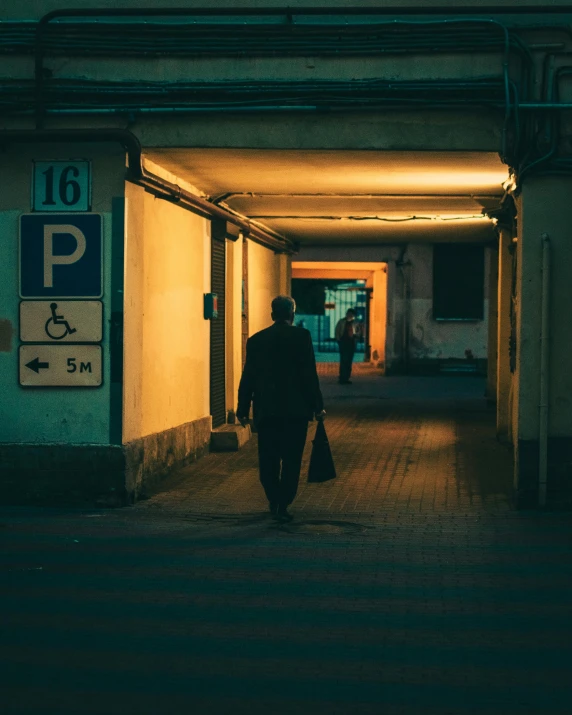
left=246, top=215, right=490, bottom=222
left=35, top=6, right=572, bottom=20
left=517, top=103, right=572, bottom=109
left=0, top=129, right=294, bottom=254
left=34, top=9, right=519, bottom=128
left=214, top=193, right=503, bottom=201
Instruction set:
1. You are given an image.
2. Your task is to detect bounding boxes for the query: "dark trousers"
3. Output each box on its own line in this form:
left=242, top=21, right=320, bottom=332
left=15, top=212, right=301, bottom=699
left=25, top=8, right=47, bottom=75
left=339, top=340, right=355, bottom=383
left=257, top=418, right=308, bottom=507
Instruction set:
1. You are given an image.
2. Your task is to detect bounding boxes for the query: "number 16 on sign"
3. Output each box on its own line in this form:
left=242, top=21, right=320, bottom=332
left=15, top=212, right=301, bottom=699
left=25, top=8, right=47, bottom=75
left=32, top=161, right=91, bottom=212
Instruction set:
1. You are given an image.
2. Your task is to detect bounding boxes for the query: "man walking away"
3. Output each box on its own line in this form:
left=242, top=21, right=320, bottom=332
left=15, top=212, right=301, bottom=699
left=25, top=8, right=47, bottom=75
left=335, top=308, right=357, bottom=385
left=237, top=296, right=326, bottom=522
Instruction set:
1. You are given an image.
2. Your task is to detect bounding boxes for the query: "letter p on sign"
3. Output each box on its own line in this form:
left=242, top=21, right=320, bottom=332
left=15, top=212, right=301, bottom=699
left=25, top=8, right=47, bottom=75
left=20, top=214, right=102, bottom=299
left=43, top=225, right=87, bottom=288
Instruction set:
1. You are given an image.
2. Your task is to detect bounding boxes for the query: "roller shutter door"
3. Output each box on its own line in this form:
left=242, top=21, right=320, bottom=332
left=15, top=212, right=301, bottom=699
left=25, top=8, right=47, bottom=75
left=210, top=232, right=226, bottom=428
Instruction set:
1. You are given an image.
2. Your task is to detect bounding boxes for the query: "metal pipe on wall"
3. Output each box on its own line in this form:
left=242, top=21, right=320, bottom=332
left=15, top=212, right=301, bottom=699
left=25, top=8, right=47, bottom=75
left=0, top=129, right=293, bottom=255
left=396, top=250, right=411, bottom=375
left=33, top=10, right=515, bottom=129
left=539, top=233, right=551, bottom=507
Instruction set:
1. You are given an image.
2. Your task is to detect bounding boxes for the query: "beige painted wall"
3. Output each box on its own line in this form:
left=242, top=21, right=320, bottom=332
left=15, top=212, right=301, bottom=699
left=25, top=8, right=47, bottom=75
left=248, top=240, right=282, bottom=336
left=406, top=244, right=489, bottom=361
left=123, top=183, right=211, bottom=443
left=497, top=228, right=513, bottom=440
left=226, top=238, right=243, bottom=415
left=516, top=176, right=572, bottom=441
left=406, top=300, right=489, bottom=360
left=292, top=246, right=489, bottom=366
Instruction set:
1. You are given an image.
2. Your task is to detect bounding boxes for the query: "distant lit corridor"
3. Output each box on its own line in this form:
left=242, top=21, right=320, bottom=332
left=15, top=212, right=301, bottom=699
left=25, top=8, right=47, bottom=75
left=138, top=373, right=514, bottom=520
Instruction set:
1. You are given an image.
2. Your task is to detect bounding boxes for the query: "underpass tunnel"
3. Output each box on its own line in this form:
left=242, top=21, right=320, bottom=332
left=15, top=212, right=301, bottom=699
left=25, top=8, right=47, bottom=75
left=117, top=147, right=511, bottom=501
left=4, top=9, right=572, bottom=514
left=5, top=139, right=572, bottom=510
left=141, top=147, right=506, bottom=379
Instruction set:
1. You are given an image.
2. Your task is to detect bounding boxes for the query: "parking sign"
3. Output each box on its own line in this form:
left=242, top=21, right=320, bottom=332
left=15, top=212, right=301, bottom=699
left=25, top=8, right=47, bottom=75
left=20, top=214, right=103, bottom=298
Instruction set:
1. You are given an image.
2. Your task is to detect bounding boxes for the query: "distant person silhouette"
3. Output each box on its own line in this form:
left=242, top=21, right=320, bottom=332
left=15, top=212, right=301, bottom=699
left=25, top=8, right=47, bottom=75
left=335, top=308, right=358, bottom=384
left=237, top=296, right=325, bottom=522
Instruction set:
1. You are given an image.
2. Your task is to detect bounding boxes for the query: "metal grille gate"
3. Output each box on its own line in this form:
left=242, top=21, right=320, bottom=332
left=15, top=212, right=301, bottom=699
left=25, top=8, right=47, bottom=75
left=315, top=286, right=367, bottom=353
left=210, top=222, right=226, bottom=428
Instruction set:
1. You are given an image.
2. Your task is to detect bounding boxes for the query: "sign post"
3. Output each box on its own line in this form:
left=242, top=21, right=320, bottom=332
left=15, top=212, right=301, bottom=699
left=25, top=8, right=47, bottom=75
left=20, top=214, right=102, bottom=298
left=19, top=192, right=104, bottom=387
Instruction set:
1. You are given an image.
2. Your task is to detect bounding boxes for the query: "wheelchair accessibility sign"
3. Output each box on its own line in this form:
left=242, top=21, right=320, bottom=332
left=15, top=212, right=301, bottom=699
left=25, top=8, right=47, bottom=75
left=20, top=213, right=102, bottom=298
left=20, top=301, right=102, bottom=344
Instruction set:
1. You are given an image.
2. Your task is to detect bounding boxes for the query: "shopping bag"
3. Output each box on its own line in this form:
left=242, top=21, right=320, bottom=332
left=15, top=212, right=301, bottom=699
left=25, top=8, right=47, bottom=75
left=307, top=421, right=337, bottom=483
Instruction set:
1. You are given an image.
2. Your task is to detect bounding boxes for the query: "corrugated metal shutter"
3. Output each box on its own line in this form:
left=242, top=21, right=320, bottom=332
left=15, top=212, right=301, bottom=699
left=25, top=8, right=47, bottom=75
left=210, top=231, right=226, bottom=428
left=241, top=236, right=249, bottom=368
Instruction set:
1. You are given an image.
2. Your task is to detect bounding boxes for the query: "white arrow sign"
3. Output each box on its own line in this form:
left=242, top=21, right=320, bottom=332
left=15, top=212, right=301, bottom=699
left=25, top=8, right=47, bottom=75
left=20, top=300, right=102, bottom=343
left=19, top=345, right=102, bottom=387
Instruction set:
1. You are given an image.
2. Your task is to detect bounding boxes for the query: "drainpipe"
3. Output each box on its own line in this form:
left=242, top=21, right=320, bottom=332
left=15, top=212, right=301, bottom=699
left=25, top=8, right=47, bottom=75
left=0, top=128, right=294, bottom=255
left=396, top=248, right=411, bottom=374
left=402, top=266, right=411, bottom=374
left=539, top=233, right=551, bottom=507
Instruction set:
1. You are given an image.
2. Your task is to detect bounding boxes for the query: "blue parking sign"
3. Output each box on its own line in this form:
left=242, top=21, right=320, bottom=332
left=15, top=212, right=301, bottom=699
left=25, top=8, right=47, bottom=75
left=20, top=214, right=102, bottom=298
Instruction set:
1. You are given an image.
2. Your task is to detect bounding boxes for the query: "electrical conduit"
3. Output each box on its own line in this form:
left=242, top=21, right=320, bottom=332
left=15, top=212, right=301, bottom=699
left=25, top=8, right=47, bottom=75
left=539, top=233, right=550, bottom=507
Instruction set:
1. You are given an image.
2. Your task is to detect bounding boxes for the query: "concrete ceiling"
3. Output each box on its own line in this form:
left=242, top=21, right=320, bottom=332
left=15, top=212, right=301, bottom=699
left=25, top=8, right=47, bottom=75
left=146, top=148, right=508, bottom=245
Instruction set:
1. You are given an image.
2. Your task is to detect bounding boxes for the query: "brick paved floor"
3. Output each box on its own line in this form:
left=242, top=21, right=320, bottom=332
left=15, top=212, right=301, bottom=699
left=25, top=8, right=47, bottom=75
left=139, top=373, right=514, bottom=520
left=2, top=376, right=571, bottom=715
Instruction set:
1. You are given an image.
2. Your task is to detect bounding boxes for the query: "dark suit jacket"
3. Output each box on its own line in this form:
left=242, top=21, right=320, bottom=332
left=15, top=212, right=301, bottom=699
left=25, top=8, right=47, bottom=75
left=237, top=322, right=324, bottom=426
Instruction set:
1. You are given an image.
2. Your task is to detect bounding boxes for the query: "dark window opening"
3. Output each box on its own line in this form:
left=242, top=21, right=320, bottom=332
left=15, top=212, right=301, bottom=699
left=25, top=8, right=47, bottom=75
left=291, top=279, right=326, bottom=316
left=433, top=244, right=485, bottom=321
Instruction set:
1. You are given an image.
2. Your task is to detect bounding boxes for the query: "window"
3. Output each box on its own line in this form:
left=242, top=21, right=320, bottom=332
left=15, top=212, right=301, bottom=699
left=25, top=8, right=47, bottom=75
left=433, top=244, right=485, bottom=321
left=291, top=279, right=326, bottom=315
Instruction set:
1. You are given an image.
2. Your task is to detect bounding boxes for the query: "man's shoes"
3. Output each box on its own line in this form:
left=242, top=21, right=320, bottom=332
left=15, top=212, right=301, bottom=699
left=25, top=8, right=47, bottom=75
left=269, top=502, right=278, bottom=517
left=338, top=380, right=352, bottom=385
left=276, top=506, right=293, bottom=522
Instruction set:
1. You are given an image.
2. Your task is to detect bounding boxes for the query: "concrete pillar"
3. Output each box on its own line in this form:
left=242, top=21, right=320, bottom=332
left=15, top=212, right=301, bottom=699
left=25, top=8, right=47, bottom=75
left=1, top=146, right=217, bottom=506
left=496, top=227, right=513, bottom=440
left=384, top=261, right=398, bottom=373
left=514, top=176, right=572, bottom=508
left=486, top=245, right=499, bottom=403
left=278, top=253, right=291, bottom=295
left=0, top=143, right=128, bottom=505
left=369, top=267, right=388, bottom=369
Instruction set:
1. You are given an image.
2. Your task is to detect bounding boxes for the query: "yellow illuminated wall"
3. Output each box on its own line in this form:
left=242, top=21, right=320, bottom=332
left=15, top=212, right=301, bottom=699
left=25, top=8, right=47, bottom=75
left=247, top=240, right=283, bottom=336
left=123, top=184, right=211, bottom=443
left=369, top=268, right=388, bottom=367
